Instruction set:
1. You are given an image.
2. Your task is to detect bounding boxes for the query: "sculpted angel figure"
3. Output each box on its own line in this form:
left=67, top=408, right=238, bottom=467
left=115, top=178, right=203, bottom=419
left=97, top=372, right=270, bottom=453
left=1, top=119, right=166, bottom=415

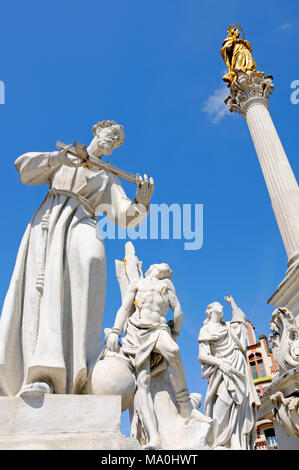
left=197, top=295, right=261, bottom=450
left=0, top=120, right=154, bottom=397
left=106, top=262, right=195, bottom=449
left=220, top=25, right=258, bottom=85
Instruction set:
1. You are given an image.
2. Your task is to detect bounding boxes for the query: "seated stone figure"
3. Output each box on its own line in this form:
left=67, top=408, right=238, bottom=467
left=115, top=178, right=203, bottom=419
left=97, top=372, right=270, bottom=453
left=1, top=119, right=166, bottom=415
left=106, top=262, right=194, bottom=450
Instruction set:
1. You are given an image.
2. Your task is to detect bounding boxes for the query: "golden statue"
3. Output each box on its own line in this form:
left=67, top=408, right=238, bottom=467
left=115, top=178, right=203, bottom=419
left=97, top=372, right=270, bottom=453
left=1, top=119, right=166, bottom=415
left=220, top=25, right=259, bottom=85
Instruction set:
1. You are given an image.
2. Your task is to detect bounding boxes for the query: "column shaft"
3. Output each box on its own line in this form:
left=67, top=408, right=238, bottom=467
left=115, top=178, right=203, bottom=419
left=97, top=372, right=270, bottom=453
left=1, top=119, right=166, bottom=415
left=245, top=101, right=299, bottom=268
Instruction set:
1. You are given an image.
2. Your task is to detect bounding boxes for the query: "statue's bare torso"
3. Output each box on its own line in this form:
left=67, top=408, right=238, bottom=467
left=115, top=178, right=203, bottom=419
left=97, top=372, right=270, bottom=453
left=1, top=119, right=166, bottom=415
left=107, top=265, right=194, bottom=449
left=131, top=278, right=170, bottom=325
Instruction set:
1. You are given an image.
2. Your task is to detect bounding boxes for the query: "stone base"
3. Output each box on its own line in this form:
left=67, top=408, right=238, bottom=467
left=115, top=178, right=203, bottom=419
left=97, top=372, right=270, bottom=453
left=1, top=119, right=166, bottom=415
left=259, top=367, right=299, bottom=450
left=0, top=394, right=140, bottom=450
left=136, top=369, right=212, bottom=450
left=0, top=432, right=140, bottom=450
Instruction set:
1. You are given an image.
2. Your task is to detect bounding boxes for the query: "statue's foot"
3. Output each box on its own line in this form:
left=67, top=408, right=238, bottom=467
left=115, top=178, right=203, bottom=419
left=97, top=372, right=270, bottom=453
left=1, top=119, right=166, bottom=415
left=18, top=381, right=53, bottom=398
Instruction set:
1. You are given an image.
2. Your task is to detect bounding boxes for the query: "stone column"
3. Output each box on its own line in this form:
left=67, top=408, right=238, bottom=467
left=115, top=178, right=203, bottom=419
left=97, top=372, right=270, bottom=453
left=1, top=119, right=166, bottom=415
left=226, top=71, right=299, bottom=273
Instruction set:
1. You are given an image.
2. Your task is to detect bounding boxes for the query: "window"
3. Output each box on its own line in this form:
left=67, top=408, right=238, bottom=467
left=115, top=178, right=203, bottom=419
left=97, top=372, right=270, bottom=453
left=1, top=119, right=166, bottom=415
left=265, top=428, right=278, bottom=449
left=249, top=352, right=267, bottom=379
left=250, top=362, right=258, bottom=379
left=257, top=358, right=266, bottom=377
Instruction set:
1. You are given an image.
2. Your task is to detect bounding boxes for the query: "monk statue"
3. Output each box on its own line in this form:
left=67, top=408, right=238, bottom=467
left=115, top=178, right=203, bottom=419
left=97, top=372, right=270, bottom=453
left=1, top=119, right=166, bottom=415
left=220, top=25, right=259, bottom=85
left=0, top=120, right=154, bottom=397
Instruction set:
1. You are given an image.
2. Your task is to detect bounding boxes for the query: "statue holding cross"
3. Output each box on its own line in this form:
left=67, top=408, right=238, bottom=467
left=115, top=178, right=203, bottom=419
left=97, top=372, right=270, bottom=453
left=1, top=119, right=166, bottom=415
left=0, top=120, right=154, bottom=397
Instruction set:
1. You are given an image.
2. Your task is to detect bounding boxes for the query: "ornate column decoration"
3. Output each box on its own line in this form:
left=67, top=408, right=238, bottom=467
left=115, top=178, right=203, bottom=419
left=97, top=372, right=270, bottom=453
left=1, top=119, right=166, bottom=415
left=221, top=25, right=299, bottom=274
left=270, top=390, right=299, bottom=439
left=269, top=307, right=299, bottom=375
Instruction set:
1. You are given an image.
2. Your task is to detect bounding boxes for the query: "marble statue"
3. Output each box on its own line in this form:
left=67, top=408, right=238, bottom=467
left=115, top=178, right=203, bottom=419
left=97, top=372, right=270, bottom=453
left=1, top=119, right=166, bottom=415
left=270, top=307, right=299, bottom=374
left=107, top=265, right=193, bottom=448
left=271, top=391, right=299, bottom=439
left=0, top=120, right=154, bottom=397
left=102, top=242, right=212, bottom=450
left=197, top=295, right=261, bottom=450
left=267, top=308, right=299, bottom=439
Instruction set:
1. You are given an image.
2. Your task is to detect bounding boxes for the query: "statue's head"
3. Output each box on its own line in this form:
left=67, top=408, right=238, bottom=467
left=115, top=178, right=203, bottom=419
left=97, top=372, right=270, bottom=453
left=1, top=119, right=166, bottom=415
left=227, top=25, right=240, bottom=38
left=88, top=120, right=125, bottom=158
left=145, top=263, right=173, bottom=280
left=204, top=301, right=224, bottom=324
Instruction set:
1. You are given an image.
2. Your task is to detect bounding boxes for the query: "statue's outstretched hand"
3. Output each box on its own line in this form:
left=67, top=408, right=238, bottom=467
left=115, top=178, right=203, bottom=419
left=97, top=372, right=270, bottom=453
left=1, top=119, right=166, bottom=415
left=135, top=174, right=154, bottom=208
left=51, top=145, right=83, bottom=167
left=105, top=332, right=120, bottom=352
left=224, top=293, right=234, bottom=305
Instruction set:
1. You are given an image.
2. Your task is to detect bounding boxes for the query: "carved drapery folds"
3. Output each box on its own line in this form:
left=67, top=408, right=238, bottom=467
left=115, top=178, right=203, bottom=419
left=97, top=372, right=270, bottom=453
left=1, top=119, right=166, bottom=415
left=220, top=24, right=258, bottom=86
left=271, top=391, right=299, bottom=438
left=270, top=307, right=299, bottom=375
left=269, top=309, right=299, bottom=440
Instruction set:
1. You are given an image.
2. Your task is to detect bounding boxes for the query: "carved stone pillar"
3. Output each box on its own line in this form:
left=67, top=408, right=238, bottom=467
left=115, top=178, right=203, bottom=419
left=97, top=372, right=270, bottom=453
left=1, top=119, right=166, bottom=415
left=226, top=71, right=299, bottom=273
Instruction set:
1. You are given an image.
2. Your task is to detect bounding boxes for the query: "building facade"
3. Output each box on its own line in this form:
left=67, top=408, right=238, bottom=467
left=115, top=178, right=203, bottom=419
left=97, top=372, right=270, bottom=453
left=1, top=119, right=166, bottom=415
left=246, top=320, right=279, bottom=450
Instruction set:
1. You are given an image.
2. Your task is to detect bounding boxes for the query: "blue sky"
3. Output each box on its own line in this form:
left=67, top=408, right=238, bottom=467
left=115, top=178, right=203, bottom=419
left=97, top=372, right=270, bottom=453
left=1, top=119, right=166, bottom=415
left=0, top=0, right=298, bottom=435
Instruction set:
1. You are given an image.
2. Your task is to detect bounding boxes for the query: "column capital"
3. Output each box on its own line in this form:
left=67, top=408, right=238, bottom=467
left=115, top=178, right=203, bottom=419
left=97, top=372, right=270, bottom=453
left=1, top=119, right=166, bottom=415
left=225, top=71, right=274, bottom=117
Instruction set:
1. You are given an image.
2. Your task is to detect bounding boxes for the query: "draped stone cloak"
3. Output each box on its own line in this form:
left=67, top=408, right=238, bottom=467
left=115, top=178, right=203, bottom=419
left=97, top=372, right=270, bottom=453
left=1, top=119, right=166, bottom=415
left=198, top=308, right=261, bottom=449
left=0, top=151, right=147, bottom=396
left=121, top=315, right=170, bottom=371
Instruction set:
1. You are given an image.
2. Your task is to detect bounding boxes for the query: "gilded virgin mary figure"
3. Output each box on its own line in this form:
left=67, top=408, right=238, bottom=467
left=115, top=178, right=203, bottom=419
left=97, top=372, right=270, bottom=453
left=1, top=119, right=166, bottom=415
left=220, top=25, right=258, bottom=85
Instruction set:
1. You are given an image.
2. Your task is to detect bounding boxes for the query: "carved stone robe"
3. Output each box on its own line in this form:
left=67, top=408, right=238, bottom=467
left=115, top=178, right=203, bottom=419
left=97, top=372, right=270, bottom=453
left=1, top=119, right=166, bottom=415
left=198, top=308, right=261, bottom=449
left=0, top=151, right=147, bottom=396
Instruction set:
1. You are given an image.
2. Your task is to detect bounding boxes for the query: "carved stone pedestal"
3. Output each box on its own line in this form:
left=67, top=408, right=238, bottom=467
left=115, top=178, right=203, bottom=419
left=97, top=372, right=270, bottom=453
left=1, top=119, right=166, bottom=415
left=258, top=366, right=299, bottom=450
left=145, top=369, right=212, bottom=450
left=0, top=394, right=140, bottom=450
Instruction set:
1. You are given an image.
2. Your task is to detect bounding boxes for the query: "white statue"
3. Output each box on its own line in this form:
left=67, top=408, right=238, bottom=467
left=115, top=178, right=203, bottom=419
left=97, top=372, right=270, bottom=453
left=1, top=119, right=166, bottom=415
left=197, top=295, right=261, bottom=450
left=106, top=256, right=197, bottom=449
left=270, top=391, right=299, bottom=439
left=0, top=120, right=154, bottom=397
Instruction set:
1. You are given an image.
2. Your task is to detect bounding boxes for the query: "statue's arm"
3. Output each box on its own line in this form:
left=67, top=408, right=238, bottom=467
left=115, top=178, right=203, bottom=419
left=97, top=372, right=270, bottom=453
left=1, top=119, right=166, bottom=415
left=106, top=282, right=137, bottom=352
left=166, top=280, right=183, bottom=338
left=15, top=152, right=57, bottom=186
left=198, top=341, right=220, bottom=367
left=224, top=294, right=248, bottom=351
left=99, top=173, right=153, bottom=229
left=224, top=294, right=247, bottom=324
left=220, top=37, right=234, bottom=57
left=114, top=283, right=137, bottom=332
left=198, top=339, right=234, bottom=376
left=15, top=146, right=82, bottom=186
